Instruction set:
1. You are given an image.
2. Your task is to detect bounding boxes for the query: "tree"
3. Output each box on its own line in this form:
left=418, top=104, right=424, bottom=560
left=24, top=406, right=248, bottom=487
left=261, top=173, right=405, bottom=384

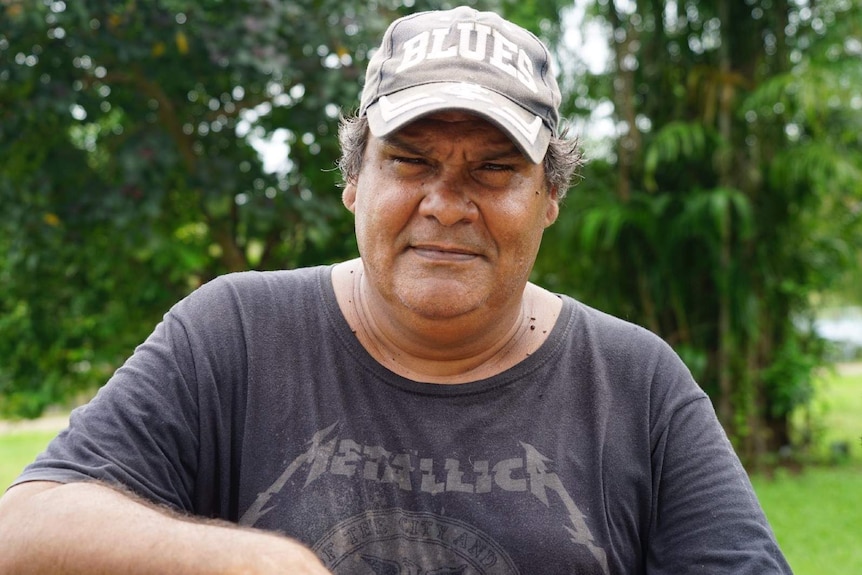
left=535, top=0, right=862, bottom=466
left=0, top=1, right=390, bottom=415
left=0, top=0, right=566, bottom=417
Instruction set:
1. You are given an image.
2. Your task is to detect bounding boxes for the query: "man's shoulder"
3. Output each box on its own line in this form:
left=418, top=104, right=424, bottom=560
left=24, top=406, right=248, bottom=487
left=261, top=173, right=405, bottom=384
left=555, top=295, right=704, bottom=410
left=558, top=294, right=688, bottom=377
left=562, top=294, right=665, bottom=346
left=171, top=265, right=333, bottom=321
left=214, top=265, right=329, bottom=290
left=189, top=265, right=329, bottom=301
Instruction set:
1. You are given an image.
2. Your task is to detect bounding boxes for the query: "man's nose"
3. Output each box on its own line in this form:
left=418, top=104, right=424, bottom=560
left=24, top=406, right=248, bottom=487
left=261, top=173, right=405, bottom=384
left=417, top=175, right=479, bottom=226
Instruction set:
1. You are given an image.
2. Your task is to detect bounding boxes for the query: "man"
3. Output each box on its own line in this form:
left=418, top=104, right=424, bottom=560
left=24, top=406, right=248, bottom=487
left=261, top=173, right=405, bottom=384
left=0, top=7, right=791, bottom=574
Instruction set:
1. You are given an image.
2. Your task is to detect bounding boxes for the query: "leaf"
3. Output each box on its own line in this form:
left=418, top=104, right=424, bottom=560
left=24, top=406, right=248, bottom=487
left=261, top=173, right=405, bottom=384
left=643, top=121, right=711, bottom=191
left=175, top=31, right=188, bottom=55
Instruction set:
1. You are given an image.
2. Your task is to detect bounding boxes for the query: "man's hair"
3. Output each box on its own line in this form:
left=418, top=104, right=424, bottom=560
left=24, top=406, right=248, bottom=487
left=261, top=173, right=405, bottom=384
left=336, top=114, right=583, bottom=200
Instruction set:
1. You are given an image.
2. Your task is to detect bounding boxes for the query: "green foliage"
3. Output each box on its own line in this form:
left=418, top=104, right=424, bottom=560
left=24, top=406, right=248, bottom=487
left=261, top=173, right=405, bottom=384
left=0, top=0, right=516, bottom=417
left=644, top=121, right=712, bottom=191
left=535, top=0, right=862, bottom=464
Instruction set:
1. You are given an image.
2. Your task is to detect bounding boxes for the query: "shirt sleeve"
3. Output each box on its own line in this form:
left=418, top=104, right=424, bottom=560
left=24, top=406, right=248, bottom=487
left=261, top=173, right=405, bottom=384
left=10, top=275, right=247, bottom=515
left=647, top=393, right=793, bottom=573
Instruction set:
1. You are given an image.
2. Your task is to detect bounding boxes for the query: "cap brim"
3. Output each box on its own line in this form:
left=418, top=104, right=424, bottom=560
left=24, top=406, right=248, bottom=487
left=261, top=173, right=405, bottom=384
left=365, top=82, right=551, bottom=164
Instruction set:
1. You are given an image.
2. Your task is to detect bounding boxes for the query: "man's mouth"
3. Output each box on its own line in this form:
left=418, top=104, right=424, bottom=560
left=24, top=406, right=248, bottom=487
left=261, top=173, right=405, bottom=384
left=410, top=244, right=481, bottom=261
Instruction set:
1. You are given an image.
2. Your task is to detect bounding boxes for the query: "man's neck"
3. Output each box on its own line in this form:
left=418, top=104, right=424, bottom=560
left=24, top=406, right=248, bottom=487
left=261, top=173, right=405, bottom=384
left=331, top=259, right=561, bottom=383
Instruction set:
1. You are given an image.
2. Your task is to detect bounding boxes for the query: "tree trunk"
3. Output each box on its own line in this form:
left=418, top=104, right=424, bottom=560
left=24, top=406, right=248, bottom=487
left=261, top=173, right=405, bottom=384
left=607, top=3, right=639, bottom=202
left=715, top=0, right=735, bottom=430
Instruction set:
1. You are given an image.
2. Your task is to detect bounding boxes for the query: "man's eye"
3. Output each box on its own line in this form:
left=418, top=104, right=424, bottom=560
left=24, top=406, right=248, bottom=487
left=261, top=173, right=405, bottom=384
left=393, top=156, right=426, bottom=165
left=482, top=163, right=513, bottom=171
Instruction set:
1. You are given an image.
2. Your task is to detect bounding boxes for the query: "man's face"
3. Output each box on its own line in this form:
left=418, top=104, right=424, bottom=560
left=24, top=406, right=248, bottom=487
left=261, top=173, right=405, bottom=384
left=342, top=112, right=559, bottom=321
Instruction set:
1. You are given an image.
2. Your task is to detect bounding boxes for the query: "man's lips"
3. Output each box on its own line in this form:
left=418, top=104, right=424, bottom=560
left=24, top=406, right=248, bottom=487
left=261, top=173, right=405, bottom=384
left=409, top=244, right=483, bottom=261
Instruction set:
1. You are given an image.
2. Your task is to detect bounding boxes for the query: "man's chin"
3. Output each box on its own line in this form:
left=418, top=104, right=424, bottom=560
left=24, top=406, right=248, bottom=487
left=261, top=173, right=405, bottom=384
left=394, top=283, right=487, bottom=321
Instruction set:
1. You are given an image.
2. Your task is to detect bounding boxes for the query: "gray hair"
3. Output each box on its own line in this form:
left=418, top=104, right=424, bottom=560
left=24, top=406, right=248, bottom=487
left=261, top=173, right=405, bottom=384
left=336, top=114, right=582, bottom=201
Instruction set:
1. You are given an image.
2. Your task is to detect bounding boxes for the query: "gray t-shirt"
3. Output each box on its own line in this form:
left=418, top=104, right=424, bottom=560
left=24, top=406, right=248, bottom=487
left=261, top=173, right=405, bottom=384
left=16, top=266, right=791, bottom=574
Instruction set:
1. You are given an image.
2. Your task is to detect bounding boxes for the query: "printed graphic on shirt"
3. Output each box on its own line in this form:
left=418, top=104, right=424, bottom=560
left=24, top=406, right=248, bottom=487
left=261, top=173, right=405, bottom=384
left=313, top=508, right=518, bottom=574
left=240, top=423, right=609, bottom=575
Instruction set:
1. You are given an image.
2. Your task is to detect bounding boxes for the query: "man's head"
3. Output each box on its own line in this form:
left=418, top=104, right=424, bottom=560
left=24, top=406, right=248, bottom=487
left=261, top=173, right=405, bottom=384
left=360, top=6, right=560, bottom=164
left=338, top=8, right=582, bottom=324
left=339, top=7, right=581, bottom=196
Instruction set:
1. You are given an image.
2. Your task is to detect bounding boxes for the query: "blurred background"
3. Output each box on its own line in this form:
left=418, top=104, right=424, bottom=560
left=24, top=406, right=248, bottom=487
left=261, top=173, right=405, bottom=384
left=1, top=0, right=860, bottom=571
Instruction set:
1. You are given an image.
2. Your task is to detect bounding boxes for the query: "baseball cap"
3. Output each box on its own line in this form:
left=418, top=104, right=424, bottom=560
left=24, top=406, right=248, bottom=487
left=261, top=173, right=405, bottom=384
left=359, top=6, right=561, bottom=164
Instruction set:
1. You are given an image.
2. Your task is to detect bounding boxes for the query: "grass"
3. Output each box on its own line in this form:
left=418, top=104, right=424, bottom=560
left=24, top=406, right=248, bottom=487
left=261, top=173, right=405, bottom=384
left=751, top=366, right=862, bottom=575
left=807, top=368, right=862, bottom=459
left=1, top=369, right=860, bottom=573
left=752, top=466, right=862, bottom=575
left=0, top=429, right=60, bottom=490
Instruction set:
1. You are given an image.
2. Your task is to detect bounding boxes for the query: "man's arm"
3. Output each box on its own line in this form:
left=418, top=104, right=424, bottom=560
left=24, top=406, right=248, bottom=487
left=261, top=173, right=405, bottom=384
left=0, top=481, right=332, bottom=575
left=647, top=396, right=792, bottom=573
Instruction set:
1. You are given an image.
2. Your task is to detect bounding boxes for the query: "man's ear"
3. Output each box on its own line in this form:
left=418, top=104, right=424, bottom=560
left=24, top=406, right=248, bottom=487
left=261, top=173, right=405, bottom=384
left=544, top=186, right=560, bottom=227
left=342, top=181, right=357, bottom=213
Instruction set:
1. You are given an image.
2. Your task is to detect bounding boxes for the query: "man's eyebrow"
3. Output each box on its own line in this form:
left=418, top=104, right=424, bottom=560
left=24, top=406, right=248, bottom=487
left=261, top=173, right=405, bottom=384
left=380, top=134, right=428, bottom=156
